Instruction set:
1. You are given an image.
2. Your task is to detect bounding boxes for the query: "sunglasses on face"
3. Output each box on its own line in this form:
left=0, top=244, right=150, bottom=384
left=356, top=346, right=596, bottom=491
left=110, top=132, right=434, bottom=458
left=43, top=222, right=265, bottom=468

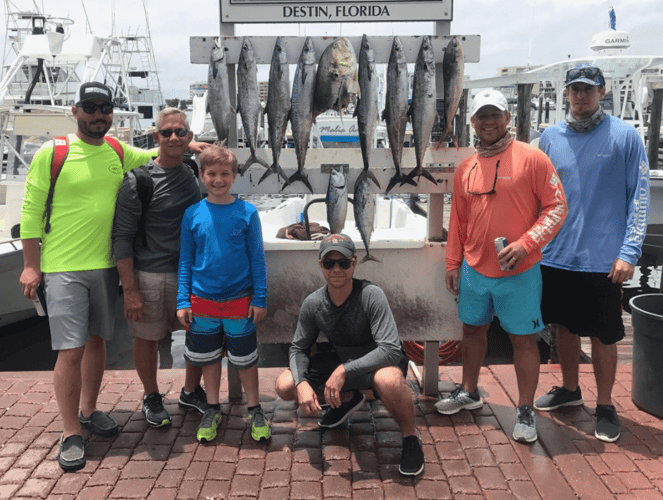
left=78, top=101, right=114, bottom=115
left=566, top=66, right=605, bottom=86
left=467, top=159, right=500, bottom=196
left=321, top=257, right=353, bottom=270
left=158, top=128, right=189, bottom=138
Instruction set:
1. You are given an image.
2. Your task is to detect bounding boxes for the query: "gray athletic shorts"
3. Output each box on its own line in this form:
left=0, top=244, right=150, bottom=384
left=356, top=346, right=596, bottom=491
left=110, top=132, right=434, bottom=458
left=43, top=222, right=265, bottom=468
left=43, top=268, right=119, bottom=351
left=127, top=271, right=181, bottom=341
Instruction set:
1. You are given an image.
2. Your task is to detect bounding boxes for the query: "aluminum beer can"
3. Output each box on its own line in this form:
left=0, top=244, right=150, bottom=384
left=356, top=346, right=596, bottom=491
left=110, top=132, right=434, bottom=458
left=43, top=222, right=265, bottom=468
left=494, top=237, right=509, bottom=271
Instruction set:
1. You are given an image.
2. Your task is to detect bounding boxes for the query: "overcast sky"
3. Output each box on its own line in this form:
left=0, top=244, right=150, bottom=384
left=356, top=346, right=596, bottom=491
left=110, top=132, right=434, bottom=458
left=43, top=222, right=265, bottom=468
left=3, top=0, right=663, bottom=99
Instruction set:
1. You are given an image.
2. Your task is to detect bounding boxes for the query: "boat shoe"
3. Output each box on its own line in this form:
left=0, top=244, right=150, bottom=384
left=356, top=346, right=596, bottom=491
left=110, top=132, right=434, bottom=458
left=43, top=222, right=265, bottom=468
left=79, top=410, right=120, bottom=437
left=58, top=434, right=86, bottom=472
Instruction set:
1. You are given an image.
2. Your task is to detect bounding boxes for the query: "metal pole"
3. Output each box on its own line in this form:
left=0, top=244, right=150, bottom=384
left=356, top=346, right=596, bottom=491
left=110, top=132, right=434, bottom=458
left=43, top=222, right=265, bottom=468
left=647, top=88, right=662, bottom=171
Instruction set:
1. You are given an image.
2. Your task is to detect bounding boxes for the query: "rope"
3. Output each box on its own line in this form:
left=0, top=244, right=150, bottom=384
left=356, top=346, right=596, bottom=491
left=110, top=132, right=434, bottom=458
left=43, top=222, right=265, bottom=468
left=403, top=340, right=462, bottom=366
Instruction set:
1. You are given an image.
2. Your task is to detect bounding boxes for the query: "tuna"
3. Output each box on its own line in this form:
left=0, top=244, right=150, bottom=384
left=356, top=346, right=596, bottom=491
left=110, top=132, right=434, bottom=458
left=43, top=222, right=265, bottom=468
left=326, top=167, right=348, bottom=235
left=402, top=36, right=438, bottom=187
left=312, top=37, right=359, bottom=118
left=287, top=37, right=316, bottom=193
left=353, top=35, right=381, bottom=189
left=437, top=36, right=465, bottom=148
left=207, top=41, right=234, bottom=145
left=354, top=169, right=380, bottom=264
left=261, top=37, right=290, bottom=186
left=382, top=36, right=415, bottom=193
left=237, top=37, right=270, bottom=175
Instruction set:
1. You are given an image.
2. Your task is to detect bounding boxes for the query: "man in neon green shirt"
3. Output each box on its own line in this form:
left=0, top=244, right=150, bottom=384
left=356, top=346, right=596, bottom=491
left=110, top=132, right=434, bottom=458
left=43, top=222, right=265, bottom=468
left=18, top=82, right=208, bottom=471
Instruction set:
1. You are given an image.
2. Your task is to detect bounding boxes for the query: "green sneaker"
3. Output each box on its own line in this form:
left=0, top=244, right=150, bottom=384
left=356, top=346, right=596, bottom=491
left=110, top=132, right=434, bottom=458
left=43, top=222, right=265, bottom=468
left=197, top=408, right=221, bottom=443
left=248, top=406, right=271, bottom=442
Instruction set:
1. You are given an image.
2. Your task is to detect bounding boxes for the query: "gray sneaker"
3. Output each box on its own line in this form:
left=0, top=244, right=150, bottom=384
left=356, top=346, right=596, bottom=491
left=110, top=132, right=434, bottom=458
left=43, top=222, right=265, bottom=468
left=512, top=405, right=537, bottom=443
left=534, top=386, right=583, bottom=411
left=434, top=385, right=483, bottom=415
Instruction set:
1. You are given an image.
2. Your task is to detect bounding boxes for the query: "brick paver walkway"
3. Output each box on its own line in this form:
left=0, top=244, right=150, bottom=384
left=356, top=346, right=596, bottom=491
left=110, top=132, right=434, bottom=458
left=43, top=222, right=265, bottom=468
left=0, top=364, right=662, bottom=499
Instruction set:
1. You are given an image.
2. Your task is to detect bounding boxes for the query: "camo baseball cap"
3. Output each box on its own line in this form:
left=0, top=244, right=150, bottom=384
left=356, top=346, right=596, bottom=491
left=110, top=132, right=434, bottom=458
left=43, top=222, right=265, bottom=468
left=319, top=233, right=356, bottom=258
left=75, top=82, right=113, bottom=105
left=565, top=63, right=605, bottom=87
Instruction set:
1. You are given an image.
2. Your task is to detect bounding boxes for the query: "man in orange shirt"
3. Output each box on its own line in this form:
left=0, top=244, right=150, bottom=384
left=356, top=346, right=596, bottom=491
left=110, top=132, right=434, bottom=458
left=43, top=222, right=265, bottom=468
left=435, top=89, right=567, bottom=443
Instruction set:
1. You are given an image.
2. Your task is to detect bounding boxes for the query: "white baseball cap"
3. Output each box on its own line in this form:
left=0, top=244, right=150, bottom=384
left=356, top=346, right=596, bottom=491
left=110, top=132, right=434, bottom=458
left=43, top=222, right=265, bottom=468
left=471, top=89, right=508, bottom=117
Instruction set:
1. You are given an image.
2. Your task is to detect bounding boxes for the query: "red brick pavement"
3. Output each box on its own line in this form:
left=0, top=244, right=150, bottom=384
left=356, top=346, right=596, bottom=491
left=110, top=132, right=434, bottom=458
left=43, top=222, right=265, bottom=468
left=0, top=364, right=662, bottom=499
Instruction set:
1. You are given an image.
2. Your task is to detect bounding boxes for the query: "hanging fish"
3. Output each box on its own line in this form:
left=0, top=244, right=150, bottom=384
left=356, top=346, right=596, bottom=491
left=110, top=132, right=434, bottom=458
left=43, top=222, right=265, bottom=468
left=261, top=37, right=290, bottom=186
left=236, top=37, right=270, bottom=175
left=287, top=37, right=316, bottom=193
left=207, top=41, right=234, bottom=145
left=402, top=36, right=438, bottom=187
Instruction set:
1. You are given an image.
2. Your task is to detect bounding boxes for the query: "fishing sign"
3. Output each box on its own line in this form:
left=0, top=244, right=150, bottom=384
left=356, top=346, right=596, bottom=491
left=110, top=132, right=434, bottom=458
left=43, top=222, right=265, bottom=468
left=220, top=0, right=452, bottom=23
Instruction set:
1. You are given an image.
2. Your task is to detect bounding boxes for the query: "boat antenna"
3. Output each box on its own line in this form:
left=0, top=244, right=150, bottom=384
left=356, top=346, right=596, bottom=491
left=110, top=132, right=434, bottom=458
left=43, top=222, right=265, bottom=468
left=526, top=0, right=537, bottom=70
left=80, top=0, right=93, bottom=34
left=141, top=0, right=163, bottom=102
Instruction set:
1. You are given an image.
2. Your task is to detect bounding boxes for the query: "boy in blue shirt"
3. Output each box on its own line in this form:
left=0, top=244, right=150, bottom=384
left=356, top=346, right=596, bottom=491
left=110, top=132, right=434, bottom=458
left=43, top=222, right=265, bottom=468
left=177, top=145, right=269, bottom=443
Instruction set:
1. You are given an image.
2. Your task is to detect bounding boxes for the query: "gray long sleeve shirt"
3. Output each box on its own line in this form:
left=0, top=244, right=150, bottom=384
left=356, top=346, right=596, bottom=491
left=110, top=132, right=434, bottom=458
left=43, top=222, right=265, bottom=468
left=289, top=279, right=404, bottom=386
left=112, top=160, right=201, bottom=273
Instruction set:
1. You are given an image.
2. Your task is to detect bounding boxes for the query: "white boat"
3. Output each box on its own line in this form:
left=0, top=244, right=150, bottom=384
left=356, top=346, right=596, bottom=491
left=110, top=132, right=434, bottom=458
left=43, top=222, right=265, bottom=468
left=0, top=2, right=165, bottom=327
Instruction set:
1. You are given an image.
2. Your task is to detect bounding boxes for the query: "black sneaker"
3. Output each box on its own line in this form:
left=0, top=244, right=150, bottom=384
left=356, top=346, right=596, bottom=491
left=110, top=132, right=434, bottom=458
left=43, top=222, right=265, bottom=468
left=179, top=385, right=208, bottom=415
left=318, top=389, right=366, bottom=428
left=399, top=434, right=424, bottom=476
left=533, top=386, right=583, bottom=411
left=143, top=392, right=171, bottom=428
left=595, top=405, right=620, bottom=442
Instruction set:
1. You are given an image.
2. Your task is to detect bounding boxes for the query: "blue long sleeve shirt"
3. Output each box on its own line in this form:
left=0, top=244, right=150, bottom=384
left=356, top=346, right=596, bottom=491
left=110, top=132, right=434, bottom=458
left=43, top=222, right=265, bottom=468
left=539, top=115, right=649, bottom=272
left=177, top=197, right=267, bottom=309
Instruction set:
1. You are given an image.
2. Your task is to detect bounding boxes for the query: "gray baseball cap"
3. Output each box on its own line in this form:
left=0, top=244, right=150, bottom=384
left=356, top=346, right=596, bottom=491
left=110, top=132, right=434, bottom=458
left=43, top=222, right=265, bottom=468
left=319, top=234, right=356, bottom=258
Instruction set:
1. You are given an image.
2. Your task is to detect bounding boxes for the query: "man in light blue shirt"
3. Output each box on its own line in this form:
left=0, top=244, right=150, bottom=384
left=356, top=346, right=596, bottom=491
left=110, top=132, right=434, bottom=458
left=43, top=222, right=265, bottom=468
left=534, top=64, right=649, bottom=443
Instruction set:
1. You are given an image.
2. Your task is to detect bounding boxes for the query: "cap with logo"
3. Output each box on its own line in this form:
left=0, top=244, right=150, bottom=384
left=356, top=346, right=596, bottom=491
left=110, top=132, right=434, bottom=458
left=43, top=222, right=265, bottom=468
left=565, top=63, right=605, bottom=87
left=75, top=82, right=113, bottom=105
left=319, top=234, right=356, bottom=259
left=471, top=89, right=508, bottom=117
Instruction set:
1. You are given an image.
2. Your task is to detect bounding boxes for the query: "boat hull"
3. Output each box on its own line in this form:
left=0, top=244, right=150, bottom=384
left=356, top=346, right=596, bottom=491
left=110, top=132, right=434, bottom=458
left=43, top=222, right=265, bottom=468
left=0, top=240, right=37, bottom=328
left=642, top=176, right=663, bottom=264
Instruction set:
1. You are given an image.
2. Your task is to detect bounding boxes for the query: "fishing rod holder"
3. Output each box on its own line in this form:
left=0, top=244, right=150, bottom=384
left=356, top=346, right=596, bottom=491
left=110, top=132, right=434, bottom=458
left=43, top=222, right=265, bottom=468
left=302, top=196, right=354, bottom=240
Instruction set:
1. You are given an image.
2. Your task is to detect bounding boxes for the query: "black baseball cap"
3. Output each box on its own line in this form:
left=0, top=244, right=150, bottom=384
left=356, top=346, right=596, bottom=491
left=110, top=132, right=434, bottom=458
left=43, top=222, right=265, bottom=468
left=319, top=234, right=356, bottom=258
left=75, top=82, right=113, bottom=105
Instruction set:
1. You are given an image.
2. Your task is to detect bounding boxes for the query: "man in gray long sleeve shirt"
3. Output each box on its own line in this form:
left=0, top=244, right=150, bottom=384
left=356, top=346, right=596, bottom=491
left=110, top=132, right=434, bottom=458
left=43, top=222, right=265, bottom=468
left=112, top=108, right=207, bottom=428
left=275, top=234, right=424, bottom=476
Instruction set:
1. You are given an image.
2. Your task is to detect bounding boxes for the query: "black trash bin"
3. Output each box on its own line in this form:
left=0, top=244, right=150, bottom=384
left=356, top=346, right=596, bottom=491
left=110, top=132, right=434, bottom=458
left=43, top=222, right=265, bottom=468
left=629, top=294, right=663, bottom=418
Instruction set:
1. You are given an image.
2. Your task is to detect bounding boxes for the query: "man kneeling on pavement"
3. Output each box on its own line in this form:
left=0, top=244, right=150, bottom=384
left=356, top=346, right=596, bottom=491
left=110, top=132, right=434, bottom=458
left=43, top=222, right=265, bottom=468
left=275, top=234, right=424, bottom=476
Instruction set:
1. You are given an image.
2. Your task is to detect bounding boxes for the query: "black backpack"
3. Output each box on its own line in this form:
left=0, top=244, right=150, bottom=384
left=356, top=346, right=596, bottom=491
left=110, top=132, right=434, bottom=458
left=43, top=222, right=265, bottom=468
left=128, top=157, right=199, bottom=246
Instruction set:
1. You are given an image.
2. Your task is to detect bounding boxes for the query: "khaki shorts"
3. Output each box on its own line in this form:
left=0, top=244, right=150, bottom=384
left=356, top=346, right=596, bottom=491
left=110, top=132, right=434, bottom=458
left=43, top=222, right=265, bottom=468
left=127, top=271, right=182, bottom=341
